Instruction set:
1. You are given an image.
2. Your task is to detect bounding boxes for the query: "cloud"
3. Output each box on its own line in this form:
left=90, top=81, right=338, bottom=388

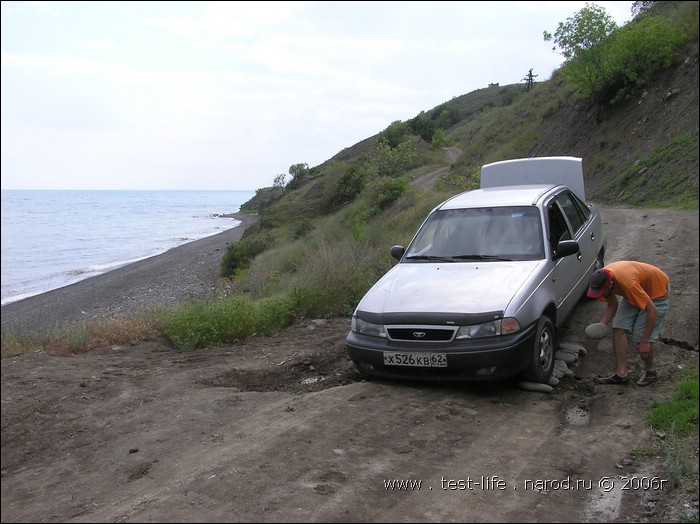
left=80, top=39, right=118, bottom=50
left=1, top=1, right=636, bottom=190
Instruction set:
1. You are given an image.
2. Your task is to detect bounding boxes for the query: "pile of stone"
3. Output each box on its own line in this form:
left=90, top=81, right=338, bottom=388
left=518, top=342, right=587, bottom=393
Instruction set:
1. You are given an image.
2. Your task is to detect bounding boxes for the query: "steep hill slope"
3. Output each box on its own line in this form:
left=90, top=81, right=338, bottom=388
left=251, top=18, right=697, bottom=222
left=527, top=53, right=698, bottom=204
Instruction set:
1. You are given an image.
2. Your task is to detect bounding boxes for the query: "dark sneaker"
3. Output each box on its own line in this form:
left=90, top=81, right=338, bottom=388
left=636, top=371, right=658, bottom=387
left=597, top=373, right=629, bottom=385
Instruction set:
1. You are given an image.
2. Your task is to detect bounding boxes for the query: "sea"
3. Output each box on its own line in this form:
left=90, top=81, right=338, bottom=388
left=1, top=189, right=256, bottom=306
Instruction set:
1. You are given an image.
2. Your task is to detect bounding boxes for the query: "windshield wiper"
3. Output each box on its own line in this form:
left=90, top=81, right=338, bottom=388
left=404, top=255, right=455, bottom=262
left=451, top=254, right=512, bottom=261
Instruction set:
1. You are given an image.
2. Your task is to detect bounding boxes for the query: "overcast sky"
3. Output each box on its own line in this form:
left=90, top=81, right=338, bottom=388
left=1, top=1, right=635, bottom=191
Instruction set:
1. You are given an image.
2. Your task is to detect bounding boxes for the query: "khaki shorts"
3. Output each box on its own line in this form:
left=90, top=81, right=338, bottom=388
left=612, top=287, right=670, bottom=343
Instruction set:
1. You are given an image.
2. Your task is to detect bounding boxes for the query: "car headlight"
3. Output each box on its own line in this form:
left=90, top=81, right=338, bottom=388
left=351, top=316, right=387, bottom=338
left=455, top=317, right=520, bottom=339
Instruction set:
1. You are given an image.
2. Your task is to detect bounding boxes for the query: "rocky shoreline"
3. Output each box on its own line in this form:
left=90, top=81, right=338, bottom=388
left=1, top=213, right=259, bottom=336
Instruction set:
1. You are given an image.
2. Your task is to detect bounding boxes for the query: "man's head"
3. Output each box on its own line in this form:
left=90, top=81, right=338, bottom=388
left=587, top=269, right=612, bottom=299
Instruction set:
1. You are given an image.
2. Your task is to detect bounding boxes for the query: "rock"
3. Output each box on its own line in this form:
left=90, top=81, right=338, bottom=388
left=663, top=88, right=680, bottom=101
left=555, top=350, right=577, bottom=364
left=554, top=360, right=569, bottom=375
left=585, top=323, right=608, bottom=339
left=518, top=381, right=554, bottom=393
left=559, top=342, right=587, bottom=355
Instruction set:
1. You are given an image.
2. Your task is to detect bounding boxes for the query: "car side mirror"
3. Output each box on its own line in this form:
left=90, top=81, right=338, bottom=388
left=390, top=245, right=405, bottom=260
left=554, top=240, right=579, bottom=260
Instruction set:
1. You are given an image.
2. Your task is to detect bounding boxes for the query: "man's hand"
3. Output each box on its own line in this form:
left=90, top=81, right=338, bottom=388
left=638, top=340, right=652, bottom=357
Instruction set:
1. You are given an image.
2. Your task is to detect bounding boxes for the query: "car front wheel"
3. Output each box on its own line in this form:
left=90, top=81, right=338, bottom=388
left=521, top=316, right=555, bottom=383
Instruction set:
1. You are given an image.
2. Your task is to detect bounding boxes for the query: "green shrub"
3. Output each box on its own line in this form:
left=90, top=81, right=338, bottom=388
left=366, top=177, right=409, bottom=213
left=221, top=233, right=272, bottom=277
left=292, top=218, right=313, bottom=239
left=334, top=166, right=368, bottom=207
left=431, top=128, right=446, bottom=149
left=381, top=120, right=411, bottom=147
left=162, top=294, right=297, bottom=350
left=547, top=3, right=688, bottom=106
left=606, top=15, right=686, bottom=104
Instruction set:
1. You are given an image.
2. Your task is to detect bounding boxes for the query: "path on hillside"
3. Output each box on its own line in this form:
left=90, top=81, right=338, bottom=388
left=411, top=146, right=462, bottom=190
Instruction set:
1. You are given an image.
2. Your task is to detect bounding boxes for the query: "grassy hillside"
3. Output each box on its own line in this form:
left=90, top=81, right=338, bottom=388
left=214, top=1, right=698, bottom=326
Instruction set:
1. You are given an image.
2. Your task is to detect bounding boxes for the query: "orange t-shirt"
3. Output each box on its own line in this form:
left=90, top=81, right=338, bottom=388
left=606, top=261, right=670, bottom=310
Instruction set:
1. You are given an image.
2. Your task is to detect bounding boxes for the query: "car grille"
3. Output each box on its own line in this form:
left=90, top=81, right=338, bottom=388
left=386, top=326, right=457, bottom=342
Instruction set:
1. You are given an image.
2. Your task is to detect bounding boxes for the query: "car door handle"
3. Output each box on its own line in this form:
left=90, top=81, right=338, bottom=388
left=590, top=232, right=595, bottom=241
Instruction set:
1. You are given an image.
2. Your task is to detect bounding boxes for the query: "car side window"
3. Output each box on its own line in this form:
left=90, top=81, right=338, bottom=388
left=570, top=192, right=591, bottom=221
left=557, top=192, right=587, bottom=236
left=547, top=203, right=570, bottom=255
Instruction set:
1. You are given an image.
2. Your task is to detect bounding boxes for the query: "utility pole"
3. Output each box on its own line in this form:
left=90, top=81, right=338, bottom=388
left=523, top=68, right=538, bottom=92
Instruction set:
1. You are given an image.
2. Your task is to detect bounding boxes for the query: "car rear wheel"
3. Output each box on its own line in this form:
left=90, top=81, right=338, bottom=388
left=595, top=250, right=605, bottom=271
left=521, top=316, right=555, bottom=383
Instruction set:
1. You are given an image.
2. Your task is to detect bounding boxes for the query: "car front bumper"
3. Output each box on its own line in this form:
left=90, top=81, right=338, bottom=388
left=345, top=323, right=538, bottom=382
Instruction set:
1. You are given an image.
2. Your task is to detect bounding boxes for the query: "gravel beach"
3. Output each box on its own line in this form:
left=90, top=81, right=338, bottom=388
left=1, top=213, right=259, bottom=336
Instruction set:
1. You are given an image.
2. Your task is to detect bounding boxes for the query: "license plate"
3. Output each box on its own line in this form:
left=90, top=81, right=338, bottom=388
left=384, top=352, right=447, bottom=367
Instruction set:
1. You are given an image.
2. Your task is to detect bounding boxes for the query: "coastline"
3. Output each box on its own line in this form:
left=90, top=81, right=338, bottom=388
left=1, top=213, right=259, bottom=337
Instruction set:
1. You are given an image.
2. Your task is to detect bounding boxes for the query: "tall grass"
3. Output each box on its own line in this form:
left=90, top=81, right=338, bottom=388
left=1, top=314, right=162, bottom=357
left=645, top=369, right=699, bottom=489
left=162, top=295, right=296, bottom=350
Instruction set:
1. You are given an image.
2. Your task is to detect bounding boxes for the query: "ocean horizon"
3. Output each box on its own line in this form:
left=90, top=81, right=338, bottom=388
left=1, top=189, right=256, bottom=306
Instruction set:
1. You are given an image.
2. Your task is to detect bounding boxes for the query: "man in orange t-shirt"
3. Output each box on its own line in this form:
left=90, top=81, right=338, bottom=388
left=587, top=261, right=670, bottom=386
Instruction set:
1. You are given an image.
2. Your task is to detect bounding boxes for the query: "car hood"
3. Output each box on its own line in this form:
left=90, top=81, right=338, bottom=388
left=356, top=261, right=540, bottom=316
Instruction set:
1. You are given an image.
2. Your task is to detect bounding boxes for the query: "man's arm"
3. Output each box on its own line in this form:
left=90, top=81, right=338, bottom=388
left=638, top=300, right=658, bottom=356
left=600, top=294, right=619, bottom=325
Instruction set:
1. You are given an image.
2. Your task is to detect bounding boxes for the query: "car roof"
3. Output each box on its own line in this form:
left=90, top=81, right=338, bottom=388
left=438, top=184, right=564, bottom=210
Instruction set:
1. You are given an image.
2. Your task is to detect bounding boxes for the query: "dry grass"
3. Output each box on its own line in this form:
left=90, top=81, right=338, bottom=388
left=1, top=312, right=164, bottom=358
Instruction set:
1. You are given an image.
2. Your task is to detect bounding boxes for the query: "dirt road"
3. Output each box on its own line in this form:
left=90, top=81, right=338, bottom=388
left=410, top=146, right=462, bottom=190
left=1, top=207, right=698, bottom=523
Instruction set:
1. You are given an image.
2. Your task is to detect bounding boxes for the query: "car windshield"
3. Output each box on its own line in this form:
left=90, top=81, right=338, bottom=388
left=405, top=206, right=544, bottom=261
